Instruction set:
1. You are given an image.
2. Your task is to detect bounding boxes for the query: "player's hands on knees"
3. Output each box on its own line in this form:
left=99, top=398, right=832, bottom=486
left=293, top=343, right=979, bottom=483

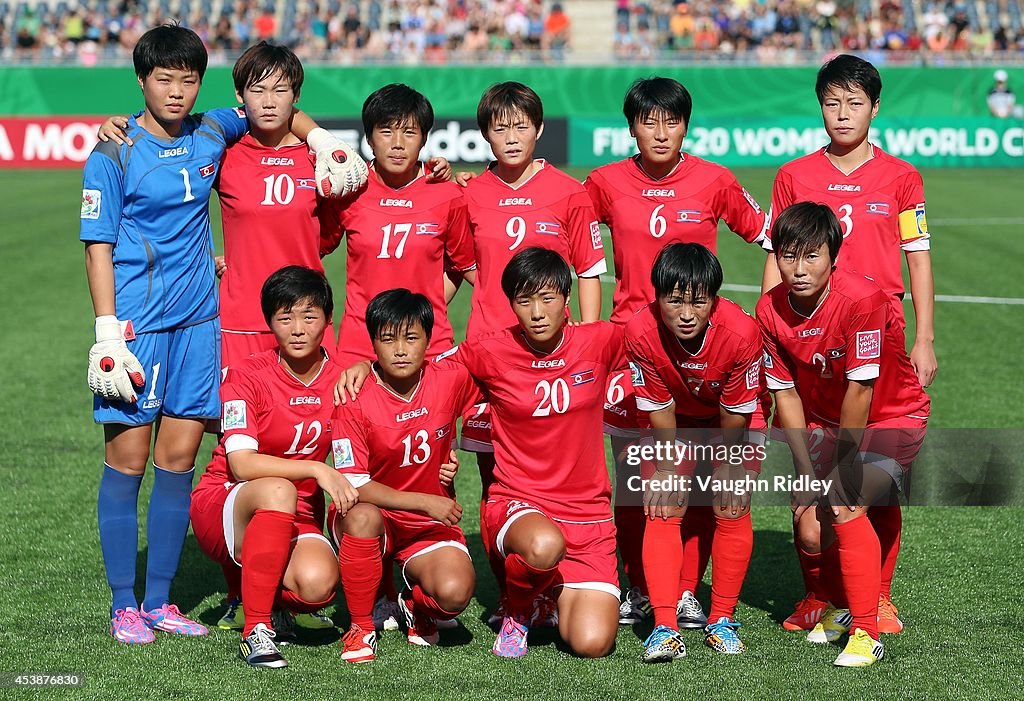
left=439, top=449, right=460, bottom=487
left=425, top=157, right=452, bottom=183
left=97, top=115, right=132, bottom=146
left=214, top=255, right=227, bottom=278
left=334, top=360, right=373, bottom=405
left=790, top=478, right=819, bottom=523
left=420, top=495, right=463, bottom=526
left=713, top=464, right=753, bottom=517
left=910, top=338, right=937, bottom=388
left=644, top=469, right=687, bottom=521
left=88, top=316, right=146, bottom=403
left=316, top=464, right=359, bottom=516
left=454, top=171, right=477, bottom=187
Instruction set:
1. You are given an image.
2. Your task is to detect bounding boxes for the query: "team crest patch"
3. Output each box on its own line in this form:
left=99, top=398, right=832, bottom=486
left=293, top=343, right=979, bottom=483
left=629, top=361, right=645, bottom=387
left=81, top=189, right=101, bottom=219
left=223, top=400, right=247, bottom=431
left=856, top=330, right=882, bottom=360
left=333, top=438, right=355, bottom=468
left=762, top=351, right=773, bottom=369
left=745, top=359, right=760, bottom=390
left=590, top=221, right=603, bottom=249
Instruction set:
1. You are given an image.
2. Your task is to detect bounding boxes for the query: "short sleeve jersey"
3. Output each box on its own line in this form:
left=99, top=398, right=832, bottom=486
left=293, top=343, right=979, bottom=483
left=768, top=147, right=930, bottom=318
left=329, top=168, right=475, bottom=360
left=462, top=162, right=607, bottom=339
left=586, top=155, right=771, bottom=324
left=625, top=298, right=765, bottom=422
left=216, top=135, right=333, bottom=332
left=199, top=349, right=342, bottom=522
left=329, top=361, right=481, bottom=528
left=756, top=269, right=930, bottom=426
left=80, top=108, right=248, bottom=333
left=452, top=322, right=624, bottom=521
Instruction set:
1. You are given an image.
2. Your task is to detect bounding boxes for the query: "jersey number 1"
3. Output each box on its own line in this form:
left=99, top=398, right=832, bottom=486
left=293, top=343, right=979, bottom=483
left=179, top=168, right=195, bottom=203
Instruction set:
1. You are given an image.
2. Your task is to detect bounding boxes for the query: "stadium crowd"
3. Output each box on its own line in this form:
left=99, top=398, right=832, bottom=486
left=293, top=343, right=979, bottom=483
left=3, top=0, right=1023, bottom=63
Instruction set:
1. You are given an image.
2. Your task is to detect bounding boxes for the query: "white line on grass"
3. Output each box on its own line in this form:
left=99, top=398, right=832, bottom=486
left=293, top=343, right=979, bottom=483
left=595, top=276, right=1024, bottom=305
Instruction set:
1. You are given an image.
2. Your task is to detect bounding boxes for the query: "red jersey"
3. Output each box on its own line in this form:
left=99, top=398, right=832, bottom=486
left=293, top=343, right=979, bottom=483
left=452, top=322, right=624, bottom=521
left=216, top=135, right=332, bottom=332
left=462, top=162, right=607, bottom=339
left=329, top=362, right=481, bottom=528
left=768, top=146, right=930, bottom=319
left=625, top=297, right=765, bottom=422
left=321, top=167, right=475, bottom=363
left=586, top=155, right=771, bottom=324
left=199, top=349, right=342, bottom=522
left=756, top=269, right=930, bottom=426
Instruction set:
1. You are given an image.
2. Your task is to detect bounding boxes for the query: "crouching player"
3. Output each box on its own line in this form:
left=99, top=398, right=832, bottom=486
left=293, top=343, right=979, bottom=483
left=625, top=243, right=767, bottom=661
left=190, top=267, right=358, bottom=668
left=329, top=289, right=478, bottom=663
left=757, top=203, right=929, bottom=667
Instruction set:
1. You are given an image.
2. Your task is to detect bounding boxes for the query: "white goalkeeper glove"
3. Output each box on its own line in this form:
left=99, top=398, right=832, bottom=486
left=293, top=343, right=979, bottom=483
left=88, top=315, right=146, bottom=403
left=307, top=127, right=369, bottom=198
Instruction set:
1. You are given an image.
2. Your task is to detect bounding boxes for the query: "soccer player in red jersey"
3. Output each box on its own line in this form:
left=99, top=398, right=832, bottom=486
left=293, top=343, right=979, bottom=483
left=625, top=243, right=768, bottom=661
left=760, top=55, right=935, bottom=634
left=190, top=266, right=359, bottom=668
left=319, top=84, right=475, bottom=368
left=329, top=289, right=478, bottom=663
left=757, top=203, right=929, bottom=667
left=584, top=77, right=771, bottom=628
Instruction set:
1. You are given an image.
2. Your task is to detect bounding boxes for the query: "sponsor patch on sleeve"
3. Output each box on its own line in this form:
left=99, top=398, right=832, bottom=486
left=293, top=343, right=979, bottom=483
left=332, top=438, right=355, bottom=469
left=222, top=400, right=247, bottom=431
left=898, top=202, right=929, bottom=241
left=745, top=359, right=761, bottom=390
left=762, top=350, right=773, bottom=369
left=234, top=107, right=247, bottom=119
left=629, top=360, right=645, bottom=387
left=856, top=330, right=882, bottom=360
left=590, top=221, right=603, bottom=250
left=81, top=189, right=101, bottom=219
left=741, top=188, right=761, bottom=213
left=435, top=345, right=459, bottom=362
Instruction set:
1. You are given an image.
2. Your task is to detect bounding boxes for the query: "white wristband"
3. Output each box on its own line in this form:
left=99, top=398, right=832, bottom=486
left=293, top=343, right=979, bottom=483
left=95, top=315, right=122, bottom=343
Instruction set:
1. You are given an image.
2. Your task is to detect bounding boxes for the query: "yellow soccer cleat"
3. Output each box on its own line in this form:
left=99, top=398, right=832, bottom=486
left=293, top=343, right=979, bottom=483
left=806, top=604, right=852, bottom=644
left=834, top=628, right=885, bottom=667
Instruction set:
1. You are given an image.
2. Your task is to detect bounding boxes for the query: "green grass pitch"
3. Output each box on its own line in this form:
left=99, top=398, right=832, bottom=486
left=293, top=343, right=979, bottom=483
left=0, top=168, right=1021, bottom=699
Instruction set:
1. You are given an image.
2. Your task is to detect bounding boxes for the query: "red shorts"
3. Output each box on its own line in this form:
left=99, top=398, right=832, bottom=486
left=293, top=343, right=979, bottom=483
left=190, top=481, right=330, bottom=567
left=806, top=415, right=928, bottom=492
left=603, top=365, right=641, bottom=438
left=482, top=498, right=620, bottom=598
left=221, top=326, right=338, bottom=378
left=460, top=400, right=493, bottom=452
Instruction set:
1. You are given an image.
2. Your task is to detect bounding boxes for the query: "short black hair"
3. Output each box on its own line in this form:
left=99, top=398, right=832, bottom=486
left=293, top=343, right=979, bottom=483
left=365, top=289, right=434, bottom=341
left=771, top=202, right=843, bottom=262
left=651, top=243, right=723, bottom=300
left=362, top=84, right=434, bottom=140
left=133, top=23, right=208, bottom=81
left=232, top=41, right=304, bottom=98
left=477, top=81, right=544, bottom=132
left=501, top=247, right=572, bottom=301
left=815, top=54, right=882, bottom=105
left=260, top=266, right=334, bottom=325
left=623, top=77, right=693, bottom=128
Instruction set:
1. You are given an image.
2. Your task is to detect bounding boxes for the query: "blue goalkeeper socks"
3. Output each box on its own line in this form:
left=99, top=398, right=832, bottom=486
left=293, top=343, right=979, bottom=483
left=97, top=464, right=143, bottom=616
left=142, top=465, right=195, bottom=612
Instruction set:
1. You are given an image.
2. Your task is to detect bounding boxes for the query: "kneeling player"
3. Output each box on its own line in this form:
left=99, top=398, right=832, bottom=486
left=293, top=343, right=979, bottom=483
left=190, top=267, right=358, bottom=668
left=329, top=289, right=478, bottom=663
left=625, top=243, right=767, bottom=661
left=757, top=203, right=929, bottom=668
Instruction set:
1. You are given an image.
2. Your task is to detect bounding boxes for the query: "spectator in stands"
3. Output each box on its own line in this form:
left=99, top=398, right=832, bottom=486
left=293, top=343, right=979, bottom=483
left=669, top=2, right=694, bottom=49
left=15, top=6, right=41, bottom=52
left=543, top=2, right=570, bottom=55
left=988, top=69, right=1020, bottom=119
left=255, top=5, right=277, bottom=41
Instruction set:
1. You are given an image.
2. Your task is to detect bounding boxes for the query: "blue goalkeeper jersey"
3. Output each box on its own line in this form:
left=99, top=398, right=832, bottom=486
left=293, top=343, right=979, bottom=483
left=80, top=108, right=248, bottom=333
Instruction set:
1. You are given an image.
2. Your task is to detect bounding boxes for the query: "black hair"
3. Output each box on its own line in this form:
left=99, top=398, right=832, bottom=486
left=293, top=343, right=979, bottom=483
left=771, top=202, right=843, bottom=262
left=501, top=247, right=572, bottom=301
left=477, top=81, right=544, bottom=132
left=133, top=23, right=208, bottom=80
left=365, top=289, right=434, bottom=341
left=815, top=54, right=882, bottom=105
left=260, top=266, right=334, bottom=325
left=623, top=76, right=693, bottom=128
left=232, top=41, right=304, bottom=98
left=362, top=84, right=434, bottom=140
left=651, top=243, right=723, bottom=300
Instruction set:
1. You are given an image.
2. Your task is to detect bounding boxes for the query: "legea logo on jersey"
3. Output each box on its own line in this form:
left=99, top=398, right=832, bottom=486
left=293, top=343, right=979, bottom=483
left=642, top=189, right=675, bottom=197
left=676, top=210, right=701, bottom=223
left=223, top=400, right=247, bottom=431
left=856, top=330, right=882, bottom=360
left=571, top=369, right=596, bottom=386
left=416, top=222, right=440, bottom=235
left=81, top=189, right=101, bottom=219
left=535, top=221, right=560, bottom=235
left=677, top=361, right=707, bottom=370
left=498, top=197, right=532, bottom=206
left=798, top=328, right=824, bottom=338
left=532, top=359, right=565, bottom=368
left=297, top=178, right=317, bottom=191
left=158, top=146, right=188, bottom=158
left=827, top=184, right=861, bottom=192
left=380, top=198, right=414, bottom=208
left=397, top=407, right=428, bottom=422
left=260, top=157, right=294, bottom=166
left=289, top=396, right=321, bottom=406
left=865, top=202, right=890, bottom=216
left=333, top=438, right=355, bottom=468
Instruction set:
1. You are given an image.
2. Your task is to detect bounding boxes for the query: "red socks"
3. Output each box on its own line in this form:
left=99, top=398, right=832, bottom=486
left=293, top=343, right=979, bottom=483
left=708, top=513, right=753, bottom=621
left=339, top=534, right=382, bottom=630
left=614, top=505, right=647, bottom=593
left=221, top=562, right=242, bottom=602
left=411, top=584, right=460, bottom=621
left=794, top=514, right=824, bottom=600
left=820, top=541, right=848, bottom=608
left=505, top=553, right=558, bottom=620
left=276, top=588, right=334, bottom=614
left=833, top=515, right=881, bottom=639
left=869, top=505, right=902, bottom=599
left=241, top=509, right=295, bottom=636
left=642, top=516, right=683, bottom=629
left=678, top=506, right=713, bottom=596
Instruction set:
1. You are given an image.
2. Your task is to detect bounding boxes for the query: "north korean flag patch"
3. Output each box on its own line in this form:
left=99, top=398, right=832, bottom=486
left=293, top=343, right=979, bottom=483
left=571, top=369, right=596, bottom=386
left=199, top=163, right=216, bottom=178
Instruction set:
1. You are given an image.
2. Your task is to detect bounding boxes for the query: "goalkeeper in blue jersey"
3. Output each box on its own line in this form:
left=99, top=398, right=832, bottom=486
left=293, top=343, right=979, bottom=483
left=80, top=23, right=366, bottom=645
